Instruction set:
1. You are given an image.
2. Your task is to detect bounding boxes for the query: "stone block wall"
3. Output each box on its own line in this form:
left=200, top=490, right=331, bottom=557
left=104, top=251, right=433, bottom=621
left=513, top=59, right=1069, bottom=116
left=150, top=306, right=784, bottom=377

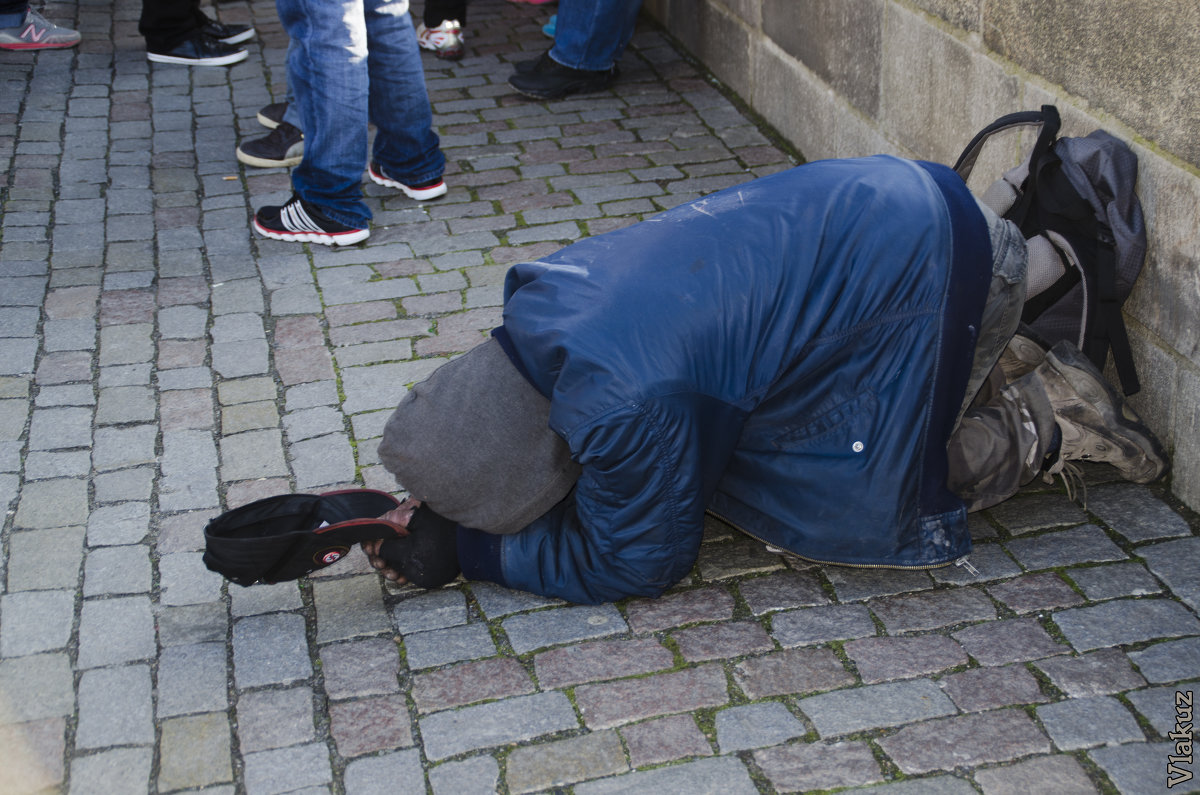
left=643, top=0, right=1200, bottom=512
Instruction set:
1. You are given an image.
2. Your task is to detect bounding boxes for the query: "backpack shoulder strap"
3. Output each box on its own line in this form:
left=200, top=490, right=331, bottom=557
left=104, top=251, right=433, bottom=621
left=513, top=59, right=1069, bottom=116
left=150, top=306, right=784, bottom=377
left=953, top=105, right=1060, bottom=183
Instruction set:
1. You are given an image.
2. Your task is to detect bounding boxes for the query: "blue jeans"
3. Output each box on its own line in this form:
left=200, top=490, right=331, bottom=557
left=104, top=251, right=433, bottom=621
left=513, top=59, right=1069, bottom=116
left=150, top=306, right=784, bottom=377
left=0, top=4, right=27, bottom=26
left=549, top=0, right=642, bottom=71
left=275, top=0, right=444, bottom=228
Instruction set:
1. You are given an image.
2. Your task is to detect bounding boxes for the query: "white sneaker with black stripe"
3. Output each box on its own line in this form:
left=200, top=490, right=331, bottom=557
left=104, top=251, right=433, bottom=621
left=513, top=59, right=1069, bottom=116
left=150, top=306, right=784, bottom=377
left=253, top=194, right=369, bottom=246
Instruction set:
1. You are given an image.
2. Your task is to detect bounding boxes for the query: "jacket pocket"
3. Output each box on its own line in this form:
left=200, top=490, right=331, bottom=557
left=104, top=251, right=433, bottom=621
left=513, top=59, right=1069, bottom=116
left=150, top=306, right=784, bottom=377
left=769, top=390, right=879, bottom=453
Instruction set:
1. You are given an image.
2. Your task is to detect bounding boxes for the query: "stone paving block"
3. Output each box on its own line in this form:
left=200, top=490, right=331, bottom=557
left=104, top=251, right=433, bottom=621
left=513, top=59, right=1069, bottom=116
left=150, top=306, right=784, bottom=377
left=221, top=400, right=279, bottom=434
left=1123, top=680, right=1199, bottom=736
left=0, top=653, right=75, bottom=722
left=330, top=694, right=414, bottom=758
left=695, top=534, right=786, bottom=580
left=534, top=637, right=675, bottom=690
left=420, top=691, right=579, bottom=761
left=624, top=585, right=734, bottom=633
left=1138, top=537, right=1200, bottom=611
left=1089, top=742, right=1177, bottom=795
left=1085, top=484, right=1192, bottom=542
left=67, top=747, right=153, bottom=795
left=242, top=742, right=333, bottom=795
left=733, top=647, right=854, bottom=699
left=870, top=587, right=997, bottom=634
left=620, top=713, right=713, bottom=768
left=770, top=603, right=877, bottom=646
left=159, top=430, right=220, bottom=511
left=428, top=755, right=500, bottom=795
left=75, top=664, right=154, bottom=748
left=233, top=613, right=312, bottom=689
left=220, top=428, right=288, bottom=482
left=82, top=544, right=152, bottom=596
left=28, top=406, right=92, bottom=449
left=972, top=754, right=1099, bottom=795
left=573, top=756, right=758, bottom=795
left=938, top=664, right=1049, bottom=712
left=344, top=749, right=426, bottom=795
left=738, top=570, right=831, bottom=614
left=575, top=663, right=729, bottom=730
left=5, top=527, right=85, bottom=592
left=799, top=678, right=957, bottom=737
left=755, top=740, right=884, bottom=792
left=952, top=617, right=1070, bottom=665
left=92, top=424, right=157, bottom=471
left=986, top=572, right=1085, bottom=614
left=236, top=687, right=316, bottom=753
left=392, top=588, right=468, bottom=635
left=93, top=466, right=155, bottom=504
left=1037, top=695, right=1145, bottom=750
left=291, top=432, right=358, bottom=488
left=502, top=604, right=627, bottom=654
left=0, top=589, right=75, bottom=657
left=403, top=623, right=496, bottom=670
left=826, top=567, right=933, bottom=602
left=1068, top=561, right=1162, bottom=600
left=844, top=635, right=968, bottom=683
left=158, top=551, right=224, bottom=606
left=320, top=637, right=401, bottom=700
left=86, top=501, right=151, bottom=546
left=158, top=712, right=233, bottom=791
left=230, top=581, right=304, bottom=616
left=0, top=718, right=65, bottom=794
left=412, top=656, right=535, bottom=714
left=312, top=574, right=390, bottom=643
left=13, top=478, right=88, bottom=529
left=1034, top=648, right=1147, bottom=697
left=77, top=595, right=155, bottom=668
left=1129, top=637, right=1200, bottom=684
left=715, top=701, right=807, bottom=752
left=158, top=602, right=229, bottom=647
left=157, top=642, right=228, bottom=718
left=878, top=709, right=1050, bottom=774
left=506, top=730, right=628, bottom=794
left=95, top=385, right=155, bottom=424
left=1053, top=598, right=1200, bottom=652
left=673, top=619, right=775, bottom=662
left=985, top=492, right=1087, bottom=534
left=1005, top=525, right=1128, bottom=570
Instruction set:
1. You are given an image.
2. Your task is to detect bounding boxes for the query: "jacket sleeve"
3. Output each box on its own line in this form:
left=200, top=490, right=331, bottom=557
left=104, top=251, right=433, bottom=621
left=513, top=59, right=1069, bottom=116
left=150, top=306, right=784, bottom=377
left=456, top=395, right=740, bottom=604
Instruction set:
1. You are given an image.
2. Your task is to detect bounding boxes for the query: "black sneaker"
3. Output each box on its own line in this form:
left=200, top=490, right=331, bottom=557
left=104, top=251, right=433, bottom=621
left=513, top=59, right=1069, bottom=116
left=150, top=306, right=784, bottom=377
left=508, top=51, right=616, bottom=100
left=200, top=18, right=255, bottom=45
left=367, top=162, right=447, bottom=201
left=147, top=31, right=247, bottom=66
left=237, top=122, right=304, bottom=168
left=253, top=194, right=369, bottom=246
left=257, top=101, right=288, bottom=129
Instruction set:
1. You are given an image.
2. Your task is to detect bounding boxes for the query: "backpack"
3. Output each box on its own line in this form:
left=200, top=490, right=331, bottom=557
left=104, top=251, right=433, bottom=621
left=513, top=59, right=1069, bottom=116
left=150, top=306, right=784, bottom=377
left=953, top=104, right=1147, bottom=395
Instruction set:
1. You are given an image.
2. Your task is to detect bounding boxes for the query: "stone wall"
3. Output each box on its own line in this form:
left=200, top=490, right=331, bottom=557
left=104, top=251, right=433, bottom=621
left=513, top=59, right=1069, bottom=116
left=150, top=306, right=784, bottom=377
left=643, top=0, right=1200, bottom=512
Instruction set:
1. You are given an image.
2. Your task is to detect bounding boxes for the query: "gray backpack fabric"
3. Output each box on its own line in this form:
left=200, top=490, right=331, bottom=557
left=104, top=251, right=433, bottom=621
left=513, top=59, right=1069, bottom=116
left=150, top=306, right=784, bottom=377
left=954, top=105, right=1147, bottom=394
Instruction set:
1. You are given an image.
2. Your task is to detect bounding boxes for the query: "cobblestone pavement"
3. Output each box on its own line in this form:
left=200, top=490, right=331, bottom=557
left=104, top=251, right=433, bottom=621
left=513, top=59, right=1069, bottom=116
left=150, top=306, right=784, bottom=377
left=2, top=0, right=1199, bottom=793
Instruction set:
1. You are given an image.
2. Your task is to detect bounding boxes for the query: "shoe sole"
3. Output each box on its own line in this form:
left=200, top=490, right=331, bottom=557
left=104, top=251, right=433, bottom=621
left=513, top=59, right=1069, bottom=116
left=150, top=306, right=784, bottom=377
left=218, top=29, right=256, bottom=45
left=1047, top=344, right=1168, bottom=483
left=0, top=39, right=79, bottom=50
left=147, top=49, right=248, bottom=66
left=236, top=147, right=303, bottom=168
left=253, top=218, right=369, bottom=246
left=368, top=166, right=448, bottom=201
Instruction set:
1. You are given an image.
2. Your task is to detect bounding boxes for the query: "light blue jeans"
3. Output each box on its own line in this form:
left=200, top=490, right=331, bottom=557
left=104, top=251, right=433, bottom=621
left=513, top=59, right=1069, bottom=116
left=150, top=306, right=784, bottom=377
left=549, top=0, right=642, bottom=71
left=275, top=0, right=444, bottom=227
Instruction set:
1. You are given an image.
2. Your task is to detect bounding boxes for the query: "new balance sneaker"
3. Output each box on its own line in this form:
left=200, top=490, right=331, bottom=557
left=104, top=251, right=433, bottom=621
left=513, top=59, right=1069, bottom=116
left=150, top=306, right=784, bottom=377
left=147, top=31, right=247, bottom=66
left=508, top=51, right=616, bottom=100
left=368, top=163, right=447, bottom=201
left=0, top=8, right=81, bottom=50
left=237, top=122, right=304, bottom=168
left=253, top=195, right=369, bottom=246
left=257, top=101, right=288, bottom=129
left=1035, top=340, right=1168, bottom=483
left=416, top=19, right=464, bottom=60
left=200, top=18, right=255, bottom=45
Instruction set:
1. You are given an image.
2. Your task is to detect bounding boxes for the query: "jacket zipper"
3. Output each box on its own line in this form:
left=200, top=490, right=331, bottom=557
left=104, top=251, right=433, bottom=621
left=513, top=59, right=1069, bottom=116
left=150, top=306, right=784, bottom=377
left=704, top=508, right=975, bottom=574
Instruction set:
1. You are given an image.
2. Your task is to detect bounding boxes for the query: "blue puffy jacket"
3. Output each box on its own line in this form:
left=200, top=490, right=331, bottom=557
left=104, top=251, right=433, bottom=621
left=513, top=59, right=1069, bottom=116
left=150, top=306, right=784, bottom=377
left=458, top=156, right=992, bottom=604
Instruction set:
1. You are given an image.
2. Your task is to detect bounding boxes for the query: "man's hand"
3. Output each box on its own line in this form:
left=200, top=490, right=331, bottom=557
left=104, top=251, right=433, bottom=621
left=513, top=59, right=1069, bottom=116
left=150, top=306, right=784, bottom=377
left=362, top=497, right=421, bottom=582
